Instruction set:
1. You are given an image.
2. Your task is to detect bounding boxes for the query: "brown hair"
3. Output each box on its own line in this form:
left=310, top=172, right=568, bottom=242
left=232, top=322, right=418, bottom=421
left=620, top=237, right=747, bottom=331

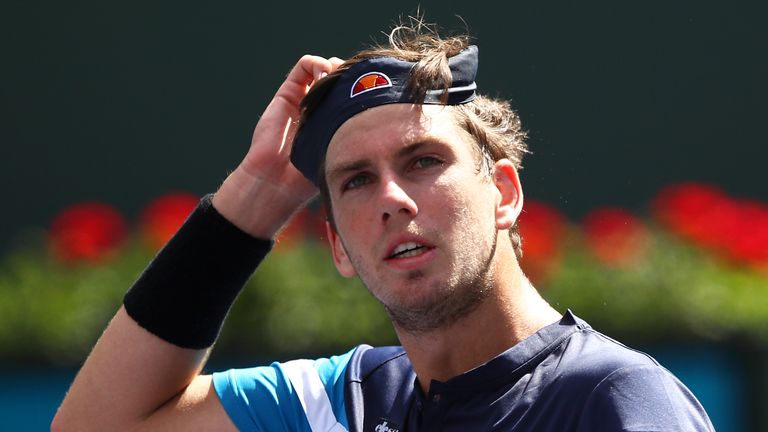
left=301, top=20, right=529, bottom=260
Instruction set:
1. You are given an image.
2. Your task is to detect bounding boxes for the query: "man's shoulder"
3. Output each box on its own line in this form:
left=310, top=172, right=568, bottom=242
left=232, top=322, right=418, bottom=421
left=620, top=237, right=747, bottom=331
left=530, top=314, right=679, bottom=400
left=561, top=326, right=714, bottom=430
left=554, top=316, right=665, bottom=382
left=346, top=344, right=412, bottom=383
left=530, top=316, right=714, bottom=430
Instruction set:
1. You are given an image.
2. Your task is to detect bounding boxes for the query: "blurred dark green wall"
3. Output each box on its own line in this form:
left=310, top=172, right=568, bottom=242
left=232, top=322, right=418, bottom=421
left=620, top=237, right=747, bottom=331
left=2, top=0, right=766, bottom=249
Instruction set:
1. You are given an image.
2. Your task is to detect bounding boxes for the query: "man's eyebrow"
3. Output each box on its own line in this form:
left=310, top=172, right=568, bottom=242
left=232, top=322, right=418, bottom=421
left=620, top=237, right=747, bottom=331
left=326, top=159, right=372, bottom=184
left=326, top=141, right=436, bottom=183
left=396, top=141, right=428, bottom=158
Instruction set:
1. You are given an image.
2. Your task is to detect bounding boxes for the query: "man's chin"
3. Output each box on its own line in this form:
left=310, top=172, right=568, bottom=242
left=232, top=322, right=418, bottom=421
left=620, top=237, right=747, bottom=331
left=381, top=292, right=462, bottom=333
left=405, top=269, right=425, bottom=281
left=381, top=275, right=493, bottom=333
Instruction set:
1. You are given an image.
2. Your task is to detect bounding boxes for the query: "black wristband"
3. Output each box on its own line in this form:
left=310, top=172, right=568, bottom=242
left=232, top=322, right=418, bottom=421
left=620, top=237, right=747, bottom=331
left=123, top=194, right=272, bottom=349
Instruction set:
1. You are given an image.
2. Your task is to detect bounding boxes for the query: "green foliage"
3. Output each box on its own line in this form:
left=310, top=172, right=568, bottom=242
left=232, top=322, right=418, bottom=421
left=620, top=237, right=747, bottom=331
left=215, top=241, right=396, bottom=361
left=1, top=227, right=766, bottom=366
left=543, top=227, right=768, bottom=343
left=0, top=234, right=150, bottom=365
left=0, top=236, right=395, bottom=366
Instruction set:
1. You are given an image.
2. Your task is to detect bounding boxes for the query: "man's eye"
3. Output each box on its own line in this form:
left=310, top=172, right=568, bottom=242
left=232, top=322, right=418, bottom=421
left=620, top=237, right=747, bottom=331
left=413, top=156, right=442, bottom=169
left=343, top=175, right=369, bottom=191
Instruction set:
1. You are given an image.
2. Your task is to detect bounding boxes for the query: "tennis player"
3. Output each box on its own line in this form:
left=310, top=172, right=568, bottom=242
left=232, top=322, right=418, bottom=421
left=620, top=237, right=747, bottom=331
left=54, top=21, right=714, bottom=431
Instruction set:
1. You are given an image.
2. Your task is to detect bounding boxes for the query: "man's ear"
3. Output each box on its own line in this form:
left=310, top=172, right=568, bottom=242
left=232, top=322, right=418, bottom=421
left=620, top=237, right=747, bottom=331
left=492, top=159, right=524, bottom=230
left=326, top=221, right=357, bottom=277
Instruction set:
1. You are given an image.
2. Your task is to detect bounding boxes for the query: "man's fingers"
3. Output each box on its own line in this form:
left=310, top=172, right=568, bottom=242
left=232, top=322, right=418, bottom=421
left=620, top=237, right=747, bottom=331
left=329, top=57, right=345, bottom=69
left=274, top=55, right=341, bottom=107
left=284, top=55, right=334, bottom=87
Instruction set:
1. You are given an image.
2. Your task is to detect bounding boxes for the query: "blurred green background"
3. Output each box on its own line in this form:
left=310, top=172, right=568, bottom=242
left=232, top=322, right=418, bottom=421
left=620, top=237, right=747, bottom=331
left=1, top=0, right=766, bottom=430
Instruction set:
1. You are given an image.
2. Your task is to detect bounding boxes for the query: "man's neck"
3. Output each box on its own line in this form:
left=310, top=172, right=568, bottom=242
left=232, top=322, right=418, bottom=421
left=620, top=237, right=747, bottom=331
left=394, top=268, right=562, bottom=393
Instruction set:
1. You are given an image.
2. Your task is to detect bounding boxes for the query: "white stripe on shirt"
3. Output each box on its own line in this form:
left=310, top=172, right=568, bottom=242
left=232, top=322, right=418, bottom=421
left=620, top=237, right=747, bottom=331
left=282, top=359, right=348, bottom=432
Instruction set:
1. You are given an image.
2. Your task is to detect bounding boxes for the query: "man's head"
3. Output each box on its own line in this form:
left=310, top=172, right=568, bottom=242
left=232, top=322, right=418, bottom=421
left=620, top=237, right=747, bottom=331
left=294, top=24, right=529, bottom=260
left=291, top=22, right=530, bottom=332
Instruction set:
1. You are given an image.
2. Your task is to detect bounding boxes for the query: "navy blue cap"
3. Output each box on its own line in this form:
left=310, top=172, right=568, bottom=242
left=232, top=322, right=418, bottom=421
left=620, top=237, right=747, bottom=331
left=290, top=45, right=479, bottom=186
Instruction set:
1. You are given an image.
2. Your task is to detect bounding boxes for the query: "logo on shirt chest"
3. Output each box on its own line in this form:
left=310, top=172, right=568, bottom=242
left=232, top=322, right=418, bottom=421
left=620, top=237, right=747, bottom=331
left=374, top=419, right=401, bottom=432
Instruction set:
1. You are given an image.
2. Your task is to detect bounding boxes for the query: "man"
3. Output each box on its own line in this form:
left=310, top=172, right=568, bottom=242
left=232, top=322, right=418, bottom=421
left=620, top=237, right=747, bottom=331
left=53, top=23, right=714, bottom=431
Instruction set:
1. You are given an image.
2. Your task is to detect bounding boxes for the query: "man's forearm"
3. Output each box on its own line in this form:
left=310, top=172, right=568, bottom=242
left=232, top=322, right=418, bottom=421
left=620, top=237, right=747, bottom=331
left=123, top=194, right=271, bottom=349
left=53, top=307, right=211, bottom=431
left=53, top=194, right=272, bottom=431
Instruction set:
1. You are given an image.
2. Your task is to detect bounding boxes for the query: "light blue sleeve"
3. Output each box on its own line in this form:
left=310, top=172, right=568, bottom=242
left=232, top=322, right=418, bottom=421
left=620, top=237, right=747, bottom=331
left=212, top=348, right=356, bottom=432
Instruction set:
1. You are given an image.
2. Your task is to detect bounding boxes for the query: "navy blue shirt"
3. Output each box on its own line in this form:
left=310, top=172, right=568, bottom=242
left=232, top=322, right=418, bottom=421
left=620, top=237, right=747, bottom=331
left=214, top=311, right=714, bottom=431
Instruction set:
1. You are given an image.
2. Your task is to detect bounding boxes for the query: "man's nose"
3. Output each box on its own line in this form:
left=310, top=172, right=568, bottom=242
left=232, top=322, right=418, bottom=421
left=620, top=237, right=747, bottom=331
left=379, top=179, right=418, bottom=223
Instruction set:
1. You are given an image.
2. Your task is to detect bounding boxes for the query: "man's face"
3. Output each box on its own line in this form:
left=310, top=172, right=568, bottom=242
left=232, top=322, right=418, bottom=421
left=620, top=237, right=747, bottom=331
left=324, top=104, right=514, bottom=332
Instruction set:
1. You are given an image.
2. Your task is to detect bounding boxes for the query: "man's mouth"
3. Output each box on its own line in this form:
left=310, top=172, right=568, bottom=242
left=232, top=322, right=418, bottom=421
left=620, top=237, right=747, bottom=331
left=389, top=242, right=429, bottom=259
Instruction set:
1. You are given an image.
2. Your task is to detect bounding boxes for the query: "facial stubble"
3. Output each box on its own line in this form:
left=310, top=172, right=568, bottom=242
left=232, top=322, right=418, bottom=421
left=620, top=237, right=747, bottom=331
left=343, top=222, right=500, bottom=334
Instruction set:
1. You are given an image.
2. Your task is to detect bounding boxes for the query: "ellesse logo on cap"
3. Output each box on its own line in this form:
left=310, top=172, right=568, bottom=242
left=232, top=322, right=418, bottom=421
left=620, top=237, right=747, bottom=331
left=350, top=72, right=392, bottom=97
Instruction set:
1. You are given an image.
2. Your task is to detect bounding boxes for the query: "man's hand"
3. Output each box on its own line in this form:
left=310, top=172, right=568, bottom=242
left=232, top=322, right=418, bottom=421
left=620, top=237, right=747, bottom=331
left=214, top=55, right=344, bottom=239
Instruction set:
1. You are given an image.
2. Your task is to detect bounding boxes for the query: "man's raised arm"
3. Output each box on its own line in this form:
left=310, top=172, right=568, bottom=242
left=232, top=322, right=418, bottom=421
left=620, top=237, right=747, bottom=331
left=52, top=55, right=342, bottom=432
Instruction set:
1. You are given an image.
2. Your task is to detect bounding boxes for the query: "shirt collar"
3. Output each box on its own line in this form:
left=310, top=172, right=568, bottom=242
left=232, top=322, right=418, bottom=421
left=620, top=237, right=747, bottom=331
left=423, top=310, right=587, bottom=395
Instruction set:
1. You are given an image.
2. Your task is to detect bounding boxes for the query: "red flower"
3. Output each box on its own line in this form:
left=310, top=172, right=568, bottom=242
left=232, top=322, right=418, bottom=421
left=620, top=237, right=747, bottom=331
left=140, top=193, right=200, bottom=249
left=49, top=202, right=128, bottom=263
left=652, top=183, right=741, bottom=249
left=724, top=200, right=768, bottom=268
left=584, top=207, right=649, bottom=267
left=654, top=183, right=768, bottom=269
left=518, top=201, right=568, bottom=283
left=275, top=207, right=328, bottom=251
